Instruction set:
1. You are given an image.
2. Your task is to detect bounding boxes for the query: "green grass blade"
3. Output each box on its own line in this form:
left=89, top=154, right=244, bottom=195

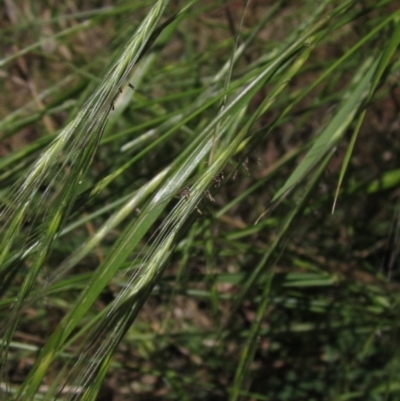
left=272, top=57, right=378, bottom=201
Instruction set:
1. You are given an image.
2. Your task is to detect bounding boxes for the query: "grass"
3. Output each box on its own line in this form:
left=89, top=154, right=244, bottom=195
left=1, top=0, right=400, bottom=400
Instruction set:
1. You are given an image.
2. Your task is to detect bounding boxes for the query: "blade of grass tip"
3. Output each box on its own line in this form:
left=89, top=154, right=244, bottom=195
left=333, top=17, right=400, bottom=213
left=229, top=151, right=334, bottom=401
left=272, top=56, right=379, bottom=202
left=332, top=110, right=364, bottom=214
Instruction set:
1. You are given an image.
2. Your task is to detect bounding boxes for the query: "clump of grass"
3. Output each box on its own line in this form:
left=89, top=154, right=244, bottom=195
left=1, top=0, right=400, bottom=400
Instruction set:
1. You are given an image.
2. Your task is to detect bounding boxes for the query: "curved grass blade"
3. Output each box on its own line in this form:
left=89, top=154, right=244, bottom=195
left=272, top=56, right=379, bottom=202
left=332, top=17, right=400, bottom=212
